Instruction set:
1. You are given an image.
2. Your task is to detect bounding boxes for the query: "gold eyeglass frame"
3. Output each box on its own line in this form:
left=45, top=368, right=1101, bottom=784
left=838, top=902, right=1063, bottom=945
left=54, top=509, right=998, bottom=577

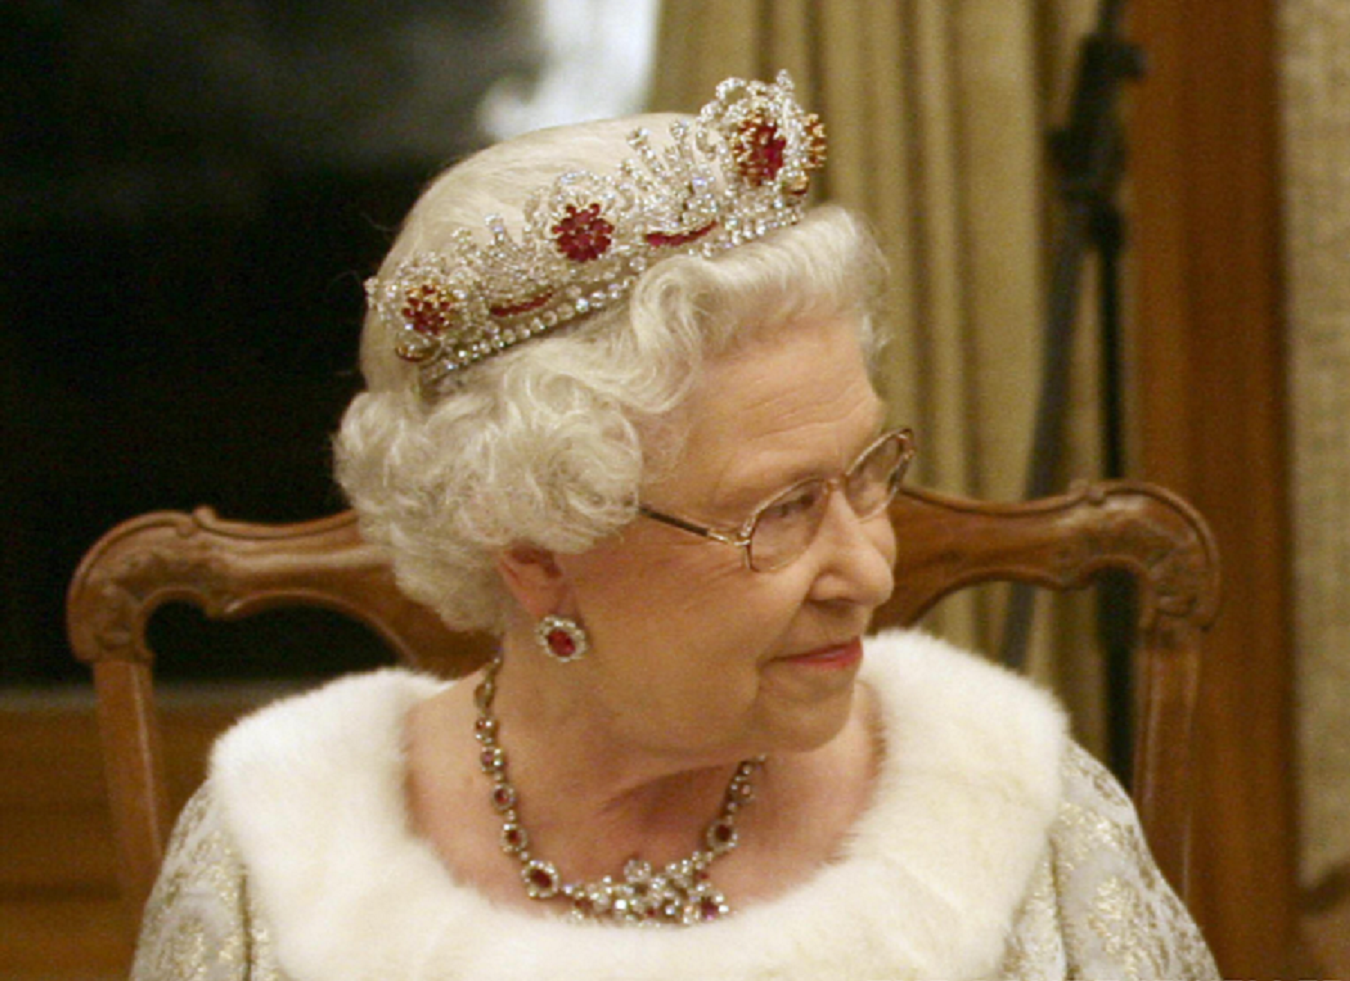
left=637, top=427, right=916, bottom=572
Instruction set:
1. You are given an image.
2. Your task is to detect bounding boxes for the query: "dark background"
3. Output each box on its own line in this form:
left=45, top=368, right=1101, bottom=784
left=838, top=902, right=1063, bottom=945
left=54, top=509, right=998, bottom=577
left=1, top=1, right=535, bottom=683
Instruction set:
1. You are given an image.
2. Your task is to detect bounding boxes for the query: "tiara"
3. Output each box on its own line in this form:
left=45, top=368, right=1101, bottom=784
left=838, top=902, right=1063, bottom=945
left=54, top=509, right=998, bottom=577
left=365, top=70, right=826, bottom=401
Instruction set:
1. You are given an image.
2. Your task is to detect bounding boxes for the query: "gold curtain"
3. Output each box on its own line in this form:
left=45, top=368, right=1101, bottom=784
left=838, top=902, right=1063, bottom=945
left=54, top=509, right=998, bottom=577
left=1281, top=0, right=1350, bottom=932
left=650, top=0, right=1107, bottom=745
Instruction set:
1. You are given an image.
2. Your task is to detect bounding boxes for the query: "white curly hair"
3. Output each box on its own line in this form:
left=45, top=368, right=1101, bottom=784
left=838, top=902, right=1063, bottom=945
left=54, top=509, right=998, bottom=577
left=334, top=114, right=889, bottom=633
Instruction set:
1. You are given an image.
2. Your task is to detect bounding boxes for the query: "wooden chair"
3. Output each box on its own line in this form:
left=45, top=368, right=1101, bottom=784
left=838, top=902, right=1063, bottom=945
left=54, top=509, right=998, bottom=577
left=67, top=480, right=1219, bottom=927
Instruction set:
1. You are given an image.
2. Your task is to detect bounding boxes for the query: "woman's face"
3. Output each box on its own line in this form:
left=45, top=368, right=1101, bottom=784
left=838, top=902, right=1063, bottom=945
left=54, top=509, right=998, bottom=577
left=555, top=315, right=897, bottom=763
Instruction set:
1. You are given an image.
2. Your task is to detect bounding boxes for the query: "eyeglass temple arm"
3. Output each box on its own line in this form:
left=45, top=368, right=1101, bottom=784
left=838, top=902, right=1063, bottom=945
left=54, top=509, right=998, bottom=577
left=636, top=506, right=744, bottom=546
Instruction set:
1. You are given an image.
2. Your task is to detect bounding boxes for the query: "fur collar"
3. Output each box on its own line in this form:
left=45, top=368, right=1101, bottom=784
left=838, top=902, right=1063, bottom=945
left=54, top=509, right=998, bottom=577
left=211, top=629, right=1066, bottom=980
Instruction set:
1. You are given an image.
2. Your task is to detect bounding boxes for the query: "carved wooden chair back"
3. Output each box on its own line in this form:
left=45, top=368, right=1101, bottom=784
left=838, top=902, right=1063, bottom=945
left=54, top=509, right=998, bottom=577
left=67, top=480, right=1218, bottom=926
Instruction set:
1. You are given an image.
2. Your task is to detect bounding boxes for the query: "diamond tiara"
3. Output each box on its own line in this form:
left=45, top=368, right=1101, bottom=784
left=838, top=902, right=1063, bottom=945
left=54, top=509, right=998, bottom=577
left=365, top=70, right=827, bottom=401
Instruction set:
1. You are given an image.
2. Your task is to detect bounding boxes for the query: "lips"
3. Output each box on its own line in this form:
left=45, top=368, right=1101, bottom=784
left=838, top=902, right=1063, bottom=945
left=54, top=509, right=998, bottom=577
left=780, top=636, right=863, bottom=669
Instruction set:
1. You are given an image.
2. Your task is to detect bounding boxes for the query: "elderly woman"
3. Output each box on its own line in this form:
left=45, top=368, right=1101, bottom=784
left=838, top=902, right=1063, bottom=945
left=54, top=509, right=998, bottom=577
left=131, top=74, right=1218, bottom=980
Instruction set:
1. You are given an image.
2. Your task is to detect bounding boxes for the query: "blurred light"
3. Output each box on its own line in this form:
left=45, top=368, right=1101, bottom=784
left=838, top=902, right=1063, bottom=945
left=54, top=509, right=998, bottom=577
left=479, top=0, right=660, bottom=138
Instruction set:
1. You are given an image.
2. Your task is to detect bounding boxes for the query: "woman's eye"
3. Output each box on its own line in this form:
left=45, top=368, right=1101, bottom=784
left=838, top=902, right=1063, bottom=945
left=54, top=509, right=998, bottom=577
left=760, top=484, right=822, bottom=524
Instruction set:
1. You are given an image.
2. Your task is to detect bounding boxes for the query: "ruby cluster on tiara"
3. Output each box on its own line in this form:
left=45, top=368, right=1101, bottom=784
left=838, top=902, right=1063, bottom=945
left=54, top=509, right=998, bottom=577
left=365, top=70, right=827, bottom=401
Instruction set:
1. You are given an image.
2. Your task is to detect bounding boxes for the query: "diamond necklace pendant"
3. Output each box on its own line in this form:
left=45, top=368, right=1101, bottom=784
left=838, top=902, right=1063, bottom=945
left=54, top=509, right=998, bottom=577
left=473, top=655, right=764, bottom=926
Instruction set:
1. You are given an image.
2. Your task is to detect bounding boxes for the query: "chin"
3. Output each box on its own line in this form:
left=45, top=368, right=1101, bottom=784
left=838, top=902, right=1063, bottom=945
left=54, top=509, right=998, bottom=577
left=759, top=686, right=857, bottom=755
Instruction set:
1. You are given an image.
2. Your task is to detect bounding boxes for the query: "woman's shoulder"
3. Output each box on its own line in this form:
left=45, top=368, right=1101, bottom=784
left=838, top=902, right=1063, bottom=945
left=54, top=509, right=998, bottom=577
left=1040, top=745, right=1221, bottom=977
left=210, top=668, right=448, bottom=787
left=206, top=668, right=449, bottom=887
left=131, top=781, right=279, bottom=979
left=134, top=671, right=446, bottom=981
left=860, top=627, right=1068, bottom=787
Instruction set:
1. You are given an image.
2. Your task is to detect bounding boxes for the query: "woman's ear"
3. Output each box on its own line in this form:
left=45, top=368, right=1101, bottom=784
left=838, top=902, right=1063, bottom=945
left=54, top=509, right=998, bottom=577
left=496, top=545, right=571, bottom=620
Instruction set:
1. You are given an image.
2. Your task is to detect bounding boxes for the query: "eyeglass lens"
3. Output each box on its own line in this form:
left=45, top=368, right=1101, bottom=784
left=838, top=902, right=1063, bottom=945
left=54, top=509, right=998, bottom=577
left=746, top=432, right=910, bottom=571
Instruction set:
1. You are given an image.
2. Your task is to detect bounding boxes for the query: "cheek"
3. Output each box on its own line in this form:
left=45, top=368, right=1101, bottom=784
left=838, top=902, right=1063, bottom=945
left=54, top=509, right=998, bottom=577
left=667, top=560, right=813, bottom=644
left=590, top=565, right=798, bottom=694
left=586, top=609, right=771, bottom=752
left=565, top=532, right=813, bottom=668
left=577, top=531, right=750, bottom=621
left=624, top=577, right=793, bottom=687
left=569, top=541, right=753, bottom=657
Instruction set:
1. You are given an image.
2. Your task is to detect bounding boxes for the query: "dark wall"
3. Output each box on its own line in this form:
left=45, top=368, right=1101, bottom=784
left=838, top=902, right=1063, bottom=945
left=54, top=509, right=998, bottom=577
left=1, top=1, right=531, bottom=683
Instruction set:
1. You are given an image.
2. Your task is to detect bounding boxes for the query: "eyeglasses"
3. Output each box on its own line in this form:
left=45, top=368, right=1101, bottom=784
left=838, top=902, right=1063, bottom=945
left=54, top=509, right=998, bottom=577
left=638, top=428, right=916, bottom=572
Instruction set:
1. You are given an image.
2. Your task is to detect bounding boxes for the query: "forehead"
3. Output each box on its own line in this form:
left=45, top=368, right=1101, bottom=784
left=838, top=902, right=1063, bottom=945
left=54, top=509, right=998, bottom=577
left=656, top=317, right=886, bottom=514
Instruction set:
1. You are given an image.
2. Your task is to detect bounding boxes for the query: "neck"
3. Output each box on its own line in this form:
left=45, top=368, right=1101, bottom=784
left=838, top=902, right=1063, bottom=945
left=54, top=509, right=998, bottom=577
left=483, top=632, right=753, bottom=873
left=405, top=628, right=880, bottom=921
left=471, top=642, right=766, bottom=923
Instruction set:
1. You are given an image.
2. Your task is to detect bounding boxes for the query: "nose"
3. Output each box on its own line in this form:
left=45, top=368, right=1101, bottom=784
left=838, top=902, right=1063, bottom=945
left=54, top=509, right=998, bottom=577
left=807, top=488, right=896, bottom=607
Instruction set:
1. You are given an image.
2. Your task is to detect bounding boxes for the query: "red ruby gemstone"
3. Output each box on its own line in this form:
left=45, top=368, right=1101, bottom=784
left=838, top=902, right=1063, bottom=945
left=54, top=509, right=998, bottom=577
left=401, top=283, right=457, bottom=336
left=489, top=291, right=553, bottom=318
left=529, top=867, right=555, bottom=890
left=553, top=204, right=614, bottom=263
left=645, top=222, right=717, bottom=249
left=737, top=119, right=787, bottom=186
left=547, top=628, right=577, bottom=660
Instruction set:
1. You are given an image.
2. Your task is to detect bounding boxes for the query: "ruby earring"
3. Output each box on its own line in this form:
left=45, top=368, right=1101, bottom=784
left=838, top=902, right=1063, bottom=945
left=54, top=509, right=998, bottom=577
left=536, top=615, right=589, bottom=663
